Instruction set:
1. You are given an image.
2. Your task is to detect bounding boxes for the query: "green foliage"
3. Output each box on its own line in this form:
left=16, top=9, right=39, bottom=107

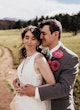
left=74, top=75, right=80, bottom=110
left=4, top=80, right=14, bottom=93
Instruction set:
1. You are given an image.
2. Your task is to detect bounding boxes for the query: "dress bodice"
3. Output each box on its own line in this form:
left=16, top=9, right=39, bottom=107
left=17, top=52, right=42, bottom=86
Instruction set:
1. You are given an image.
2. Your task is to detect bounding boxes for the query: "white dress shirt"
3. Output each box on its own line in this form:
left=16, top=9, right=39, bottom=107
left=35, top=41, right=61, bottom=100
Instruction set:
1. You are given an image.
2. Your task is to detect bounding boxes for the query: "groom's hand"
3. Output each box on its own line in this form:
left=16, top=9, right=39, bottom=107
left=22, top=84, right=36, bottom=96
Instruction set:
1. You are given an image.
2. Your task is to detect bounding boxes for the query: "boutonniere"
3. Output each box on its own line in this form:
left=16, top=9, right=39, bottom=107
left=52, top=49, right=63, bottom=59
left=48, top=49, right=63, bottom=72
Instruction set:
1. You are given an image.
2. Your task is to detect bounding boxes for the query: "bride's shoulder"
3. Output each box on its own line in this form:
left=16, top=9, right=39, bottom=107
left=35, top=52, right=46, bottom=63
left=36, top=52, right=44, bottom=58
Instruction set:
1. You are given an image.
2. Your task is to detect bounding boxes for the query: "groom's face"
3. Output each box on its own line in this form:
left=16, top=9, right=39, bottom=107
left=40, top=25, right=56, bottom=49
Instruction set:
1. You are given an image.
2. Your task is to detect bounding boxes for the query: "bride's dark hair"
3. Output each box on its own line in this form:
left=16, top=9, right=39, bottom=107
left=19, top=25, right=42, bottom=59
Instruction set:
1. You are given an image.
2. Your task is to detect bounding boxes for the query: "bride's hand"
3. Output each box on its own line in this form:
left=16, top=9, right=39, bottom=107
left=22, top=84, right=36, bottom=96
left=16, top=84, right=36, bottom=96
left=15, top=86, right=23, bottom=95
left=13, top=78, right=20, bottom=89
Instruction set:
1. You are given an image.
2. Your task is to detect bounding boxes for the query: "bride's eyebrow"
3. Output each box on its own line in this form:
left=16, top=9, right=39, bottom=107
left=24, top=35, right=29, bottom=37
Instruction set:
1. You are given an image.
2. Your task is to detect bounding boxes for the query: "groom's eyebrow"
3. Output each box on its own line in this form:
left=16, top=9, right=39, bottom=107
left=41, top=32, right=46, bottom=35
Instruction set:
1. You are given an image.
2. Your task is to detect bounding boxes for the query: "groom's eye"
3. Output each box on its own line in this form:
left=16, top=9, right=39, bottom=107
left=41, top=32, right=46, bottom=35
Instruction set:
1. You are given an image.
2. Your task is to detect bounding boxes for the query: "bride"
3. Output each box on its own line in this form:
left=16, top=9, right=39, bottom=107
left=10, top=25, right=56, bottom=110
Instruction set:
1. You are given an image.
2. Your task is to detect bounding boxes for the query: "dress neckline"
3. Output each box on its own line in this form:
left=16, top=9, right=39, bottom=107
left=26, top=52, right=38, bottom=59
left=20, top=52, right=38, bottom=76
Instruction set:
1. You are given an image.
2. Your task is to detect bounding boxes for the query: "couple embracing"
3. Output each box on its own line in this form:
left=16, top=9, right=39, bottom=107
left=10, top=19, right=79, bottom=110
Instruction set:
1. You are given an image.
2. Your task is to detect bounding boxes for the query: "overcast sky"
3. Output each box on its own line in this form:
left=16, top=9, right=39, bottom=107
left=0, top=0, right=80, bottom=21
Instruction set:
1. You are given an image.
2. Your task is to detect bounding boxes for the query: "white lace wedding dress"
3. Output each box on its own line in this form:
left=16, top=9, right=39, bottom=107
left=10, top=52, right=51, bottom=110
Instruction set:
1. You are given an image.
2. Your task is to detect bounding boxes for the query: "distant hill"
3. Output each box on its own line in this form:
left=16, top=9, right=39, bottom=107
left=2, top=17, right=18, bottom=21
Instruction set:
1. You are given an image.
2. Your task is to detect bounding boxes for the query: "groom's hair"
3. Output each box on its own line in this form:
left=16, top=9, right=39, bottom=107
left=38, top=19, right=62, bottom=40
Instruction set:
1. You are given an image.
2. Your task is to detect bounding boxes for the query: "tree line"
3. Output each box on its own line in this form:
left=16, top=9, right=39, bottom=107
left=0, top=12, right=80, bottom=35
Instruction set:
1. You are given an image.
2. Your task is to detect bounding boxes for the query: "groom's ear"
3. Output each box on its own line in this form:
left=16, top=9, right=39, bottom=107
left=52, top=31, right=59, bottom=38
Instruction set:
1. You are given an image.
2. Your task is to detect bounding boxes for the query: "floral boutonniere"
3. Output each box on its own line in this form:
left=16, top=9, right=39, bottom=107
left=48, top=49, right=63, bottom=72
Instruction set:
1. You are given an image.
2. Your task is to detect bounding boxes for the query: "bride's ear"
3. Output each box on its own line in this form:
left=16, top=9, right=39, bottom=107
left=37, top=41, right=40, bottom=46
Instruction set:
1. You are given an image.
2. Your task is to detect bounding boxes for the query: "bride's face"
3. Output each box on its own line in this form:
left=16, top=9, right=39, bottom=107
left=22, top=31, right=39, bottom=51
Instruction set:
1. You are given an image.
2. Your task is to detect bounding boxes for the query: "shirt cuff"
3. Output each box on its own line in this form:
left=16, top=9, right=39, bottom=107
left=35, top=87, right=41, bottom=100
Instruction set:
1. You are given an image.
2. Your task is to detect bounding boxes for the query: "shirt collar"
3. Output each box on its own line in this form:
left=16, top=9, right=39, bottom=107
left=49, top=41, right=61, bottom=57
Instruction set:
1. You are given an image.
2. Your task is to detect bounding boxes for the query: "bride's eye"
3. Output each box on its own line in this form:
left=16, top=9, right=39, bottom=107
left=32, top=37, right=36, bottom=40
left=25, top=36, right=29, bottom=39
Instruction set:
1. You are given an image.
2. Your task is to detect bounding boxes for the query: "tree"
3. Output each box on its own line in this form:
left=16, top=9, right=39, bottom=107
left=13, top=20, right=22, bottom=29
left=32, top=17, right=38, bottom=26
left=70, top=15, right=78, bottom=35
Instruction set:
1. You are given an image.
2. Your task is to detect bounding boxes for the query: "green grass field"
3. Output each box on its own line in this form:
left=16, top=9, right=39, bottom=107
left=61, top=32, right=80, bottom=58
left=0, top=29, right=23, bottom=65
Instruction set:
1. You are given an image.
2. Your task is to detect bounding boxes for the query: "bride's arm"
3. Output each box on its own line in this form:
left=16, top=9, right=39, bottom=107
left=35, top=54, right=56, bottom=86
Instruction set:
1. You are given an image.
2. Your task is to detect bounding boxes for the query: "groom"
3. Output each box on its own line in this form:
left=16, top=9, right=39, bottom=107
left=13, top=19, right=79, bottom=110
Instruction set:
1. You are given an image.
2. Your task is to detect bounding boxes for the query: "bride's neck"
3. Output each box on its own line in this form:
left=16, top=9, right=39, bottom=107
left=27, top=50, right=37, bottom=57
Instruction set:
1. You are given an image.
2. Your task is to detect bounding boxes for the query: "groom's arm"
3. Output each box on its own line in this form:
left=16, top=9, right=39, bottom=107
left=38, top=56, right=79, bottom=101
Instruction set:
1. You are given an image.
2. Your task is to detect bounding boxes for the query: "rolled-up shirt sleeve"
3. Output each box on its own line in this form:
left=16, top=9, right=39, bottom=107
left=35, top=87, right=41, bottom=100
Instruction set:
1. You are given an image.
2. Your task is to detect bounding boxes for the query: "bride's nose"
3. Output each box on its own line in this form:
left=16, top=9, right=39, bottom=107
left=28, top=39, right=32, bottom=44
